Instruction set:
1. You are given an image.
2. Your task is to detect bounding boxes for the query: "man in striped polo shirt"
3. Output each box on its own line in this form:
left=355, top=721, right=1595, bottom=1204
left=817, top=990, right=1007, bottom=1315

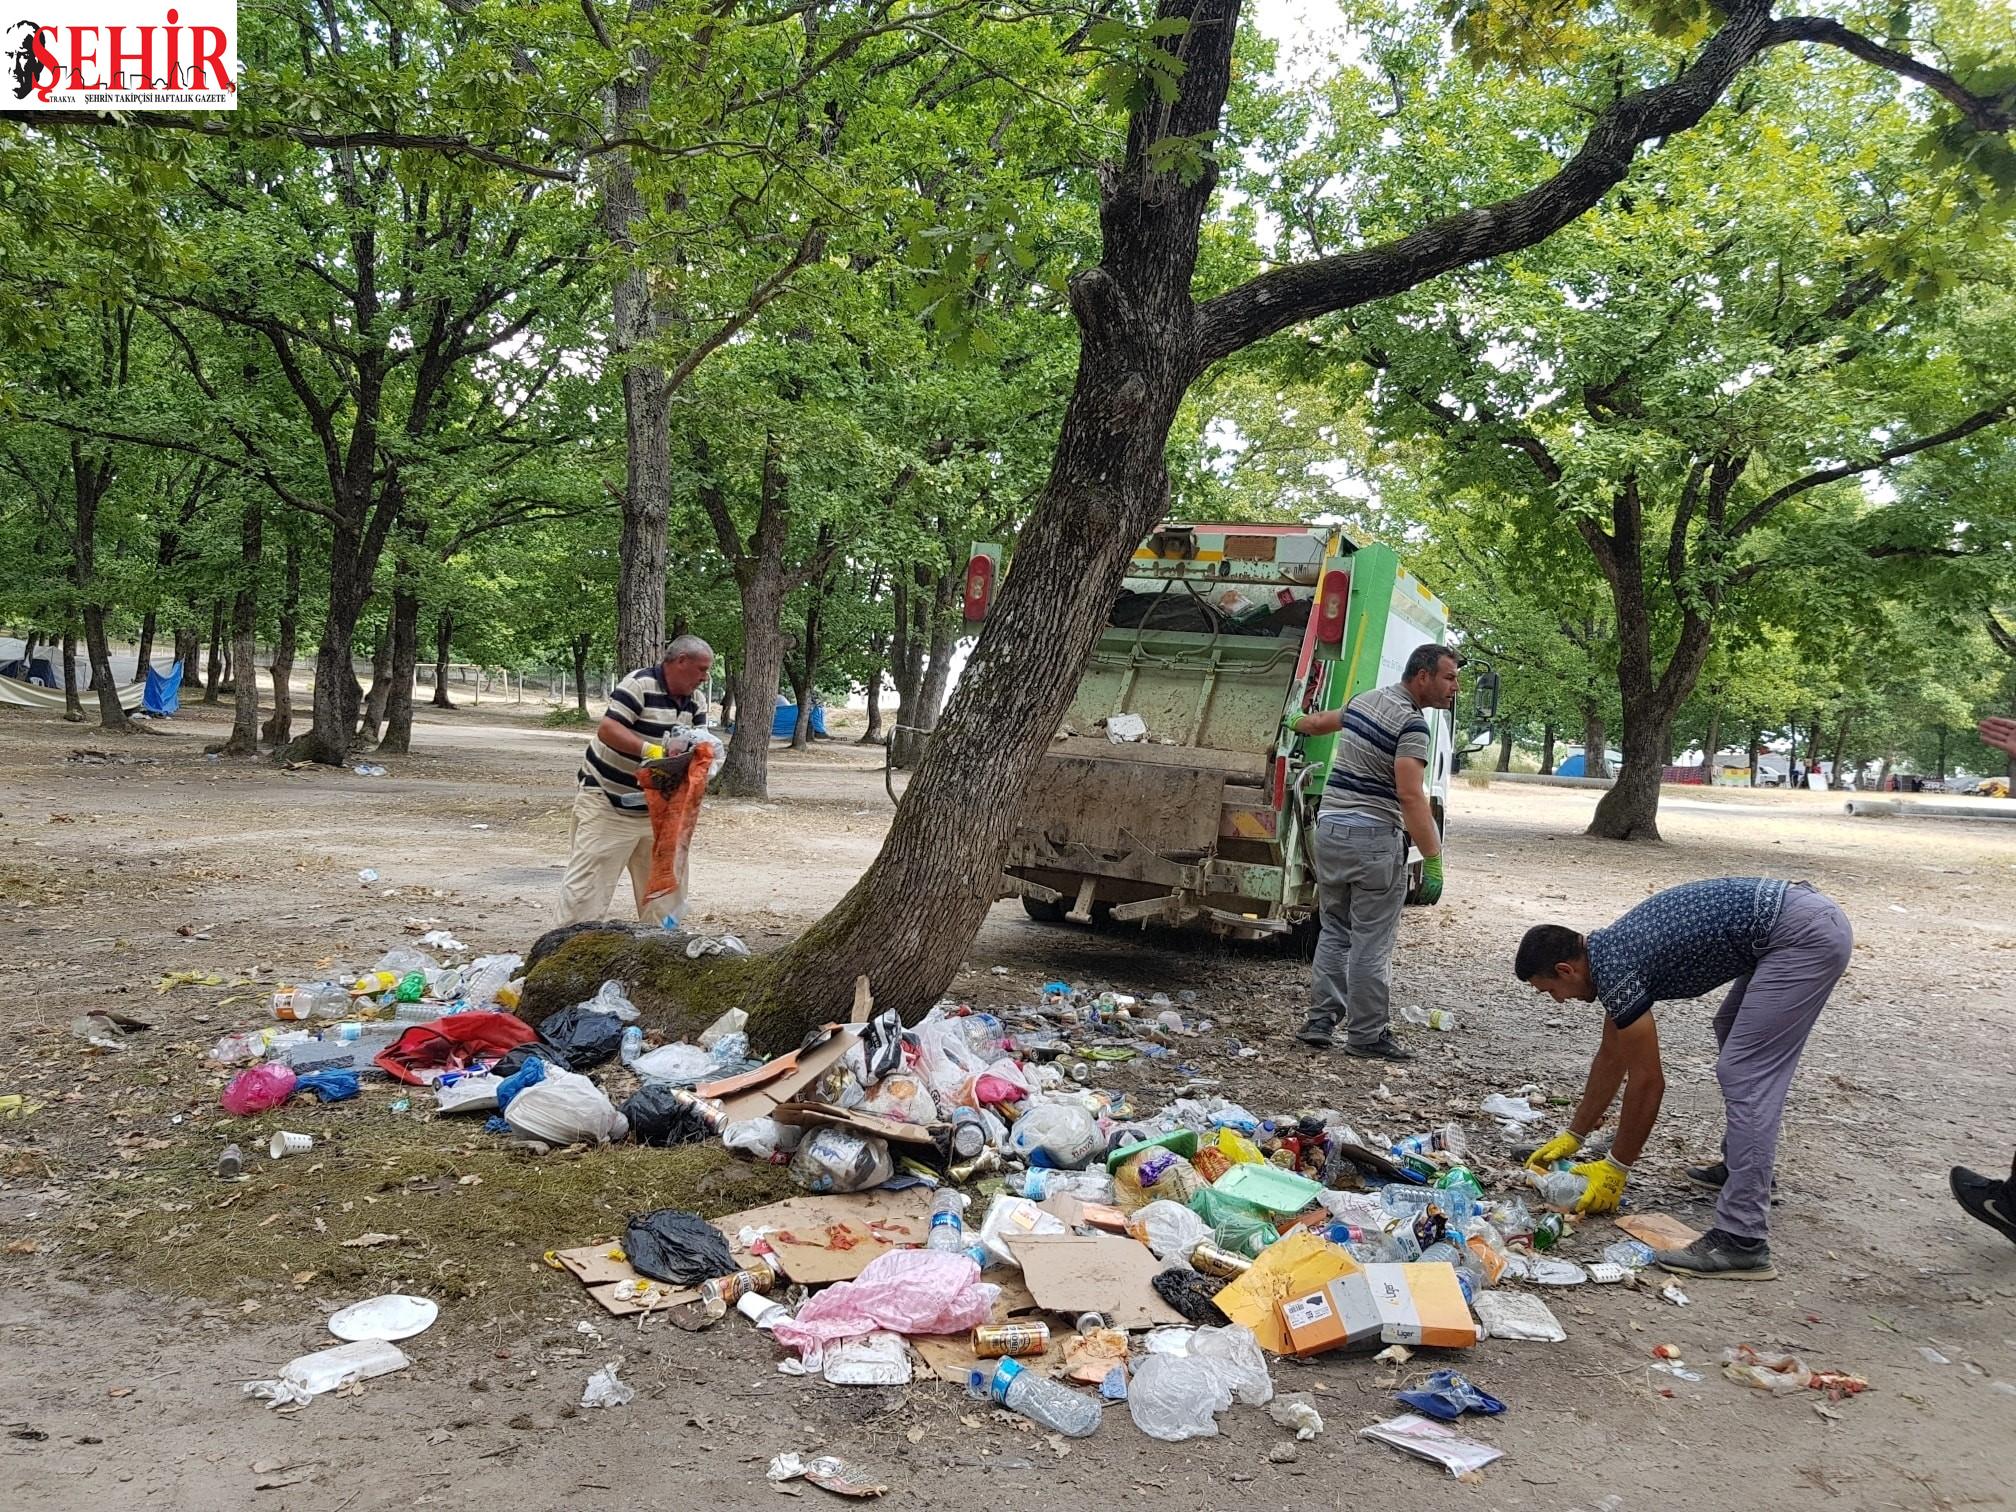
left=1288, top=643, right=1458, bottom=1058
left=555, top=635, right=714, bottom=926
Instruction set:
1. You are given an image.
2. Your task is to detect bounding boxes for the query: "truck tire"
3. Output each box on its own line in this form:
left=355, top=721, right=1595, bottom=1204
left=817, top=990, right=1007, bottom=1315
left=1404, top=799, right=1448, bottom=907
left=1021, top=894, right=1070, bottom=924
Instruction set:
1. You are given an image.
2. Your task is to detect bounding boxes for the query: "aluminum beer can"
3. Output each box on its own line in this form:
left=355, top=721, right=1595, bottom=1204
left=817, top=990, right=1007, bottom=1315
left=1190, top=1241, right=1255, bottom=1279
left=971, top=1322, right=1051, bottom=1358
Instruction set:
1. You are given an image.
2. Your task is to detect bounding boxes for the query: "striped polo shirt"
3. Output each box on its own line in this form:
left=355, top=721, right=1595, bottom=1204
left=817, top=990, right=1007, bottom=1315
left=578, top=665, right=707, bottom=812
left=1317, top=682, right=1432, bottom=827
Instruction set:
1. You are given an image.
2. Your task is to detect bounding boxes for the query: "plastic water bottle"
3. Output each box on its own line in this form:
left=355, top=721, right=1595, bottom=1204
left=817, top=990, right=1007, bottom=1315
left=271, top=983, right=350, bottom=1022
left=1021, top=1168, right=1118, bottom=1204
left=968, top=1358, right=1102, bottom=1437
left=619, top=1026, right=646, bottom=1068
left=1380, top=1182, right=1478, bottom=1225
left=1402, top=1004, right=1459, bottom=1031
left=1392, top=1123, right=1468, bottom=1159
left=926, top=1190, right=970, bottom=1253
left=1535, top=1170, right=1587, bottom=1211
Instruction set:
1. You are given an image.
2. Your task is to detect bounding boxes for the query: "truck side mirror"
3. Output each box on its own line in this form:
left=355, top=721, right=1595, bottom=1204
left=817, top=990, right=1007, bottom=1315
left=1472, top=667, right=1500, bottom=729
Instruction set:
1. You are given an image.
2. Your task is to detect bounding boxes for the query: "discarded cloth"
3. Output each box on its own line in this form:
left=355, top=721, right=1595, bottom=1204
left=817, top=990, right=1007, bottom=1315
left=772, top=1249, right=998, bottom=1366
left=373, top=1012, right=535, bottom=1086
left=292, top=1069, right=361, bottom=1104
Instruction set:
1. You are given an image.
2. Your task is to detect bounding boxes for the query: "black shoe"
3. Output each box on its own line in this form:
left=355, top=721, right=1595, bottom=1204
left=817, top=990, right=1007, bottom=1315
left=1686, top=1160, right=1729, bottom=1189
left=1653, top=1227, right=1778, bottom=1281
left=1295, top=1030, right=1337, bottom=1050
left=1950, top=1167, right=2016, bottom=1246
left=1343, top=1034, right=1415, bottom=1062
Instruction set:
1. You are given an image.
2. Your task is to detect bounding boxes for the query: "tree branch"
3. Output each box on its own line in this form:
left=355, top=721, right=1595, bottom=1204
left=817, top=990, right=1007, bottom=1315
left=1760, top=16, right=2015, bottom=135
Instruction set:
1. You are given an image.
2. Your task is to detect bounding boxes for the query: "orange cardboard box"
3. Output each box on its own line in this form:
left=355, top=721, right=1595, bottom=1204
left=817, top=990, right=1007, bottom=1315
left=1278, top=1263, right=1477, bottom=1357
left=1213, top=1229, right=1360, bottom=1355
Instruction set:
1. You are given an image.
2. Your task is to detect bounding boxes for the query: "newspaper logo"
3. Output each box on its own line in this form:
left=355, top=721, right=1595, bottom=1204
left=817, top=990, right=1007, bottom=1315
left=6, top=3, right=235, bottom=109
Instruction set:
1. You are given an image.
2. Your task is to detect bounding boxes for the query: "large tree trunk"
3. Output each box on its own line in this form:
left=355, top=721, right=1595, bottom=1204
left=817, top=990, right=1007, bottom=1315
left=376, top=577, right=421, bottom=754
left=219, top=503, right=263, bottom=756
left=430, top=610, right=456, bottom=708
left=1748, top=724, right=1761, bottom=786
left=202, top=599, right=225, bottom=703
left=1495, top=725, right=1514, bottom=772
left=60, top=619, right=83, bottom=720
left=290, top=534, right=377, bottom=765
left=1589, top=712, right=1671, bottom=842
left=262, top=540, right=300, bottom=746
left=1540, top=722, right=1557, bottom=775
left=134, top=612, right=156, bottom=680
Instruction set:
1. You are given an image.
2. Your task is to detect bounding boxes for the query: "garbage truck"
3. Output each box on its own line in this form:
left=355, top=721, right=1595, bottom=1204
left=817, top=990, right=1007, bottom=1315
left=977, top=522, right=1482, bottom=941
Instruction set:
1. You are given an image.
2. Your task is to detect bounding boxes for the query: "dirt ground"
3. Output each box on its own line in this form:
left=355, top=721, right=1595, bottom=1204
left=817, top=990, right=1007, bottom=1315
left=2, top=694, right=2013, bottom=1512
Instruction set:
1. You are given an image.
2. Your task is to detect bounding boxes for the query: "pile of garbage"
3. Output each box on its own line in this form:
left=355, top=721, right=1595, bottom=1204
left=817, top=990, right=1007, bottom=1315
left=203, top=960, right=1816, bottom=1476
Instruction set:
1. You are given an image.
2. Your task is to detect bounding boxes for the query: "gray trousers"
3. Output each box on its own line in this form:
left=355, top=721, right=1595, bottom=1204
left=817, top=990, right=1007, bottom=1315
left=1303, top=819, right=1408, bottom=1046
left=1711, top=885, right=1854, bottom=1239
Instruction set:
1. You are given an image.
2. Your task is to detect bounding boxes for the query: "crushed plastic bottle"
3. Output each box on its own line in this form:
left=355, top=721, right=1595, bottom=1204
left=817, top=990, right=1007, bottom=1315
left=271, top=983, right=351, bottom=1022
left=1392, top=1123, right=1468, bottom=1159
left=1535, top=1170, right=1588, bottom=1211
left=1401, top=1004, right=1459, bottom=1031
left=968, top=1357, right=1102, bottom=1437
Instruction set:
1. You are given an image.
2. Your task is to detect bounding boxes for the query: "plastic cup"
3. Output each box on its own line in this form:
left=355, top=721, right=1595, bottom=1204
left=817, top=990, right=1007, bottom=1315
left=268, top=1130, right=314, bottom=1159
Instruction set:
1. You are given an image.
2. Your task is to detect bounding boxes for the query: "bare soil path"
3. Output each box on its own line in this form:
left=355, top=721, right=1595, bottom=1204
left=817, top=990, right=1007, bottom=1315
left=2, top=699, right=2012, bottom=1512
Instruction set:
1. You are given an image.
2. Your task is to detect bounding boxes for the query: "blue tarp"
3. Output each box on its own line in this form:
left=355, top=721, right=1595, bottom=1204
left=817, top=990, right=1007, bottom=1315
left=771, top=703, right=827, bottom=738
left=144, top=660, right=184, bottom=716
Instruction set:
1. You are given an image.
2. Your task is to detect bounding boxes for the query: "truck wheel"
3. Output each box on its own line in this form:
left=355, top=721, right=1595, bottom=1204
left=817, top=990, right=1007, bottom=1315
left=1021, top=895, right=1069, bottom=924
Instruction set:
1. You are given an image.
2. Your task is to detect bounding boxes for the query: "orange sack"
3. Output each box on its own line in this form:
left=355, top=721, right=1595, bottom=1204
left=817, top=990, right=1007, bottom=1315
left=637, top=744, right=712, bottom=925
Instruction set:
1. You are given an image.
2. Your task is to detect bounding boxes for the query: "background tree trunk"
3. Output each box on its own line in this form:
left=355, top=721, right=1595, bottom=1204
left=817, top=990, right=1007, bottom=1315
left=134, top=613, right=156, bottom=679
left=376, top=577, right=421, bottom=754
left=202, top=599, right=225, bottom=703
left=1581, top=707, right=1609, bottom=780
left=220, top=502, right=263, bottom=755
left=174, top=624, right=199, bottom=686
left=1590, top=714, right=1671, bottom=841
left=262, top=541, right=299, bottom=746
left=572, top=634, right=591, bottom=717
left=717, top=567, right=787, bottom=796
left=60, top=618, right=82, bottom=720
left=431, top=611, right=456, bottom=707
left=360, top=621, right=395, bottom=745
left=1540, top=722, right=1557, bottom=775
left=1749, top=724, right=1761, bottom=786
left=1495, top=725, right=1514, bottom=772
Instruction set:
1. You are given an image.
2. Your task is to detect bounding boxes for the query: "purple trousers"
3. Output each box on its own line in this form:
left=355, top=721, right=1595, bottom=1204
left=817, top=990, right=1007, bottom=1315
left=1710, top=884, right=1854, bottom=1239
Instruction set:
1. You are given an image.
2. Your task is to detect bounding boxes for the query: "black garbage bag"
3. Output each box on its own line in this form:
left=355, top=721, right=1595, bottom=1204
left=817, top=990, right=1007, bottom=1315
left=492, top=1042, right=564, bottom=1080
left=1153, top=1267, right=1231, bottom=1326
left=622, top=1085, right=715, bottom=1148
left=624, top=1208, right=736, bottom=1286
left=537, top=1006, right=624, bottom=1071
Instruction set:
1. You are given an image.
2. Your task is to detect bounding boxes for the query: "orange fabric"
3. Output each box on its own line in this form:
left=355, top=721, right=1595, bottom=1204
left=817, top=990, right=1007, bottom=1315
left=638, top=747, right=710, bottom=918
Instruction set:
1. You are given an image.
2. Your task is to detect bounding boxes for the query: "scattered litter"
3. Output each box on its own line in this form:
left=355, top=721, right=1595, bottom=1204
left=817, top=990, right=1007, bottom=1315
left=358, top=869, right=379, bottom=883
left=1472, top=1293, right=1565, bottom=1343
left=766, top=1452, right=888, bottom=1498
left=1104, top=713, right=1147, bottom=743
left=1268, top=1391, right=1324, bottom=1440
left=624, top=1209, right=735, bottom=1286
left=1917, top=1346, right=1950, bottom=1366
left=1360, top=1412, right=1503, bottom=1478
left=823, top=1331, right=912, bottom=1386
left=268, top=1130, right=314, bottom=1160
left=1721, top=1345, right=1870, bottom=1401
left=245, top=1340, right=410, bottom=1409
left=1395, top=1370, right=1506, bottom=1422
left=352, top=763, right=387, bottom=776
left=328, top=1295, right=438, bottom=1342
left=1660, top=1282, right=1690, bottom=1306
left=579, top=1361, right=634, bottom=1409
left=339, top=1233, right=401, bottom=1249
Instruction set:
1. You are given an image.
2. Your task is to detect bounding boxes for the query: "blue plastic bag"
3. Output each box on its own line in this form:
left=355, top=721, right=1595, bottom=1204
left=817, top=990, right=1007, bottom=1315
left=293, top=1069, right=360, bottom=1103
left=1395, top=1369, right=1506, bottom=1422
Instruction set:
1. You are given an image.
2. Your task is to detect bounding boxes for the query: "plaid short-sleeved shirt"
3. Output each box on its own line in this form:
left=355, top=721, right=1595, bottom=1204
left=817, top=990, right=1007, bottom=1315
left=1586, top=877, right=1791, bottom=1029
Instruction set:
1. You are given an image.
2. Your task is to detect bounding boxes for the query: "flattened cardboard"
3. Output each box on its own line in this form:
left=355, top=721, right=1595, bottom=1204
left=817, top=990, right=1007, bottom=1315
left=553, top=1243, right=714, bottom=1317
left=772, top=1099, right=941, bottom=1149
left=1278, top=1274, right=1385, bottom=1357
left=700, top=1023, right=859, bottom=1122
left=1614, top=1212, right=1703, bottom=1251
left=1213, top=1228, right=1361, bottom=1355
left=1003, top=1233, right=1186, bottom=1329
left=739, top=1190, right=931, bottom=1285
left=910, top=1273, right=1051, bottom=1384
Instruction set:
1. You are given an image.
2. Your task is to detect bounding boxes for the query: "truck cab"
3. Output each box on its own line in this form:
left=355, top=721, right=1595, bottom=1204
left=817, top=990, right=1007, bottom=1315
left=995, top=522, right=1451, bottom=938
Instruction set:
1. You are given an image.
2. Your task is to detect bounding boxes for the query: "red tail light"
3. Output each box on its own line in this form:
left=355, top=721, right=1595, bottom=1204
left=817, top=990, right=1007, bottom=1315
left=1315, top=571, right=1350, bottom=644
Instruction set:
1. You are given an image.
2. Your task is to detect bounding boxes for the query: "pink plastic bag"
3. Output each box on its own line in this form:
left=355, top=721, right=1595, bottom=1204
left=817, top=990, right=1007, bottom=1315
left=221, top=1063, right=298, bottom=1116
left=772, top=1249, right=999, bottom=1365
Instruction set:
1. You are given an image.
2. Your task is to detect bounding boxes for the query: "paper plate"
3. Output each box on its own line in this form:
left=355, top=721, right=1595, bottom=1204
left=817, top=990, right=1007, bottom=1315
left=329, top=1294, right=438, bottom=1342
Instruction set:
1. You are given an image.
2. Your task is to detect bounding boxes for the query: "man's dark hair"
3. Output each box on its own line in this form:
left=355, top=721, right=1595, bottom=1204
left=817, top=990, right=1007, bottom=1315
left=1515, top=924, right=1587, bottom=981
left=1403, top=643, right=1457, bottom=682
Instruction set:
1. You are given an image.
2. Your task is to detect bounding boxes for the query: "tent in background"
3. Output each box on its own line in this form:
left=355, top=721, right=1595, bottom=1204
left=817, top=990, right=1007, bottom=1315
left=144, top=660, right=184, bottom=716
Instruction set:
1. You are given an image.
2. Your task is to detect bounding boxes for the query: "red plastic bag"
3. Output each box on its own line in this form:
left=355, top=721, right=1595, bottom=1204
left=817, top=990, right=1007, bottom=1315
left=221, top=1063, right=297, bottom=1116
left=638, top=744, right=711, bottom=923
left=373, top=1012, right=536, bottom=1086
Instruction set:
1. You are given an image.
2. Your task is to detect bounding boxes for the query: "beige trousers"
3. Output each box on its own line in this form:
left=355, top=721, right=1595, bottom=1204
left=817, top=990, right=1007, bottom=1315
left=554, top=785, right=656, bottom=926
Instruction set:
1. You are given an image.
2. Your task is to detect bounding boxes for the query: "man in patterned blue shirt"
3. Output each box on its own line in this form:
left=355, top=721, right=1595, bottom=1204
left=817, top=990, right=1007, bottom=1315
left=1514, top=877, right=1853, bottom=1280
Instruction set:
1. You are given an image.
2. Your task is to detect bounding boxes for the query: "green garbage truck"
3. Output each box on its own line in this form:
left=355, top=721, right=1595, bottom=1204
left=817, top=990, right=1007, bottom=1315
left=987, top=522, right=1470, bottom=939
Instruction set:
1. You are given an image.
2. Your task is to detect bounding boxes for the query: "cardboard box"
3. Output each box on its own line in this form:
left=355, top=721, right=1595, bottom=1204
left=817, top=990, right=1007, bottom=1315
left=1213, top=1229, right=1360, bottom=1355
left=1279, top=1264, right=1477, bottom=1355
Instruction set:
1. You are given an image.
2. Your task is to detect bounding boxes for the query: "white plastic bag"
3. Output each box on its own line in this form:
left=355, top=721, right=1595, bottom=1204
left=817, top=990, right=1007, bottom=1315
left=722, top=1115, right=798, bottom=1162
left=580, top=1360, right=634, bottom=1409
left=434, top=1072, right=503, bottom=1115
left=629, top=1041, right=714, bottom=1084
left=503, top=1067, right=629, bottom=1145
left=787, top=1128, right=894, bottom=1194
left=1127, top=1324, right=1273, bottom=1441
left=589, top=981, right=640, bottom=1023
left=862, top=1072, right=939, bottom=1127
left=697, top=1008, right=748, bottom=1050
left=977, top=1194, right=1067, bottom=1266
left=1127, top=1199, right=1213, bottom=1260
left=1008, top=1101, right=1101, bottom=1169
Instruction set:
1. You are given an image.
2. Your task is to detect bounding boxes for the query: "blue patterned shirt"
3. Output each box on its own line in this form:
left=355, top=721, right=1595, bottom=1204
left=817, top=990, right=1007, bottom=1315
left=1585, top=877, right=1790, bottom=1029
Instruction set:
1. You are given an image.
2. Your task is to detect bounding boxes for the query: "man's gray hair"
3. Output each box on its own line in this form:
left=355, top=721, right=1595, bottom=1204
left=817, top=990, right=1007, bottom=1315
left=665, top=634, right=713, bottom=662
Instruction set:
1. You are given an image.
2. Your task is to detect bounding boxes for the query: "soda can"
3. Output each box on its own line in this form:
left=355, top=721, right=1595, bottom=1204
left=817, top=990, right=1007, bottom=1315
left=1189, top=1241, right=1254, bottom=1279
left=698, top=1258, right=779, bottom=1315
left=666, top=1086, right=729, bottom=1134
left=971, top=1322, right=1050, bottom=1358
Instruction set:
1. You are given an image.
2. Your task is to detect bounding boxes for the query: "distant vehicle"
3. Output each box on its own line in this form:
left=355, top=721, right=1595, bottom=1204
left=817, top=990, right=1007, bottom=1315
left=974, top=522, right=1491, bottom=940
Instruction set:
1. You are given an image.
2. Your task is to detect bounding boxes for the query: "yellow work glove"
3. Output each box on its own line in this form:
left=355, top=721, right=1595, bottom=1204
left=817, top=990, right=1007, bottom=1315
left=1526, top=1129, right=1583, bottom=1172
left=1572, top=1155, right=1630, bottom=1215
left=639, top=742, right=667, bottom=761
